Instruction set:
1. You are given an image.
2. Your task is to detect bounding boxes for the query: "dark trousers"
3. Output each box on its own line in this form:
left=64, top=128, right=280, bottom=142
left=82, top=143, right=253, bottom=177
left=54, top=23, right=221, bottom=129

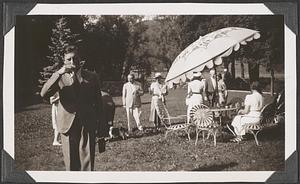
left=154, top=110, right=162, bottom=128
left=61, top=118, right=96, bottom=171
left=207, top=92, right=217, bottom=107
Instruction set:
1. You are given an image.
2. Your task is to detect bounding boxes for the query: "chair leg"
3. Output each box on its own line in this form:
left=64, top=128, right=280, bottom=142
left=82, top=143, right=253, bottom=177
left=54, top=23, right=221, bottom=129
left=187, top=128, right=191, bottom=141
left=249, top=130, right=261, bottom=146
left=202, top=131, right=205, bottom=143
left=165, top=130, right=169, bottom=139
left=213, top=129, right=218, bottom=147
left=184, top=126, right=191, bottom=141
left=195, top=130, right=200, bottom=146
left=226, top=124, right=236, bottom=136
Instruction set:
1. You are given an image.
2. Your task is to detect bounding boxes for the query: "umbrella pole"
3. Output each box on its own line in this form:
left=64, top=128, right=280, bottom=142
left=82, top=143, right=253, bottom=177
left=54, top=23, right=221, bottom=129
left=214, top=66, right=219, bottom=107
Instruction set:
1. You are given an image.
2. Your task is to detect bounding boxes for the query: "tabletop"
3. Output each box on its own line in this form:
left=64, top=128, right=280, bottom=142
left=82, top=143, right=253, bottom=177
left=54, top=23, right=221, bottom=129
left=209, top=107, right=238, bottom=112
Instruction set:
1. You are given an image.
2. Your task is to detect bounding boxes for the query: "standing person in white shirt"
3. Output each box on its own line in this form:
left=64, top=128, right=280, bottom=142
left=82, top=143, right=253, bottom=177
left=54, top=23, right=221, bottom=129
left=186, top=71, right=205, bottom=123
left=149, top=73, right=168, bottom=130
left=122, top=74, right=144, bottom=133
left=230, top=81, right=264, bottom=142
left=204, top=69, right=218, bottom=107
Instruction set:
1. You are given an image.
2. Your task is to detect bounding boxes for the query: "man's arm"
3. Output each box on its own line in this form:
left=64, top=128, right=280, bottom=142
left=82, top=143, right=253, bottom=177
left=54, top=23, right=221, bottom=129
left=137, top=82, right=144, bottom=96
left=40, top=72, right=61, bottom=99
left=122, top=84, right=126, bottom=107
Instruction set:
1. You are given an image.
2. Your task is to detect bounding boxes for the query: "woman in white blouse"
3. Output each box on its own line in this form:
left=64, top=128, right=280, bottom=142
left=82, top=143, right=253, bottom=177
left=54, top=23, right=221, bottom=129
left=231, top=81, right=264, bottom=142
left=149, top=73, right=168, bottom=130
left=186, top=71, right=205, bottom=123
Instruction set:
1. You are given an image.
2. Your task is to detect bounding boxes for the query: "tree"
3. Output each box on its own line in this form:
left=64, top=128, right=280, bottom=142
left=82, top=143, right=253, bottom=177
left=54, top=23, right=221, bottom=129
left=145, top=16, right=182, bottom=70
left=122, top=15, right=149, bottom=79
left=38, top=16, right=82, bottom=91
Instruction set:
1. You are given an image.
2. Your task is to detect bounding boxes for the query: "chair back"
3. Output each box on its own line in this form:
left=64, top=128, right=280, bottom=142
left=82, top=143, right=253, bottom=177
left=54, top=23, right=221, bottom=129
left=260, top=102, right=276, bottom=126
left=189, top=104, right=214, bottom=128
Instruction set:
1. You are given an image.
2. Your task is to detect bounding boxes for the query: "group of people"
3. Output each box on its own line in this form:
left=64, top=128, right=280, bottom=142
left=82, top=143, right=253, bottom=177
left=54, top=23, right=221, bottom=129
left=186, top=69, right=228, bottom=122
left=41, top=45, right=169, bottom=171
left=122, top=72, right=168, bottom=133
left=185, top=69, right=265, bottom=143
left=41, top=45, right=265, bottom=171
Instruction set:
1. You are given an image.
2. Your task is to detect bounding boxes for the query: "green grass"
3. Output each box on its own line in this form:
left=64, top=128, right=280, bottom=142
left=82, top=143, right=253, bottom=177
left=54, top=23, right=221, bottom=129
left=15, top=88, right=284, bottom=171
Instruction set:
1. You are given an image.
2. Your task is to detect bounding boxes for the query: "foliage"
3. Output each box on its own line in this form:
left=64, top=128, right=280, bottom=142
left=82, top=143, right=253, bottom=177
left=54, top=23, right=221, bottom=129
left=82, top=15, right=130, bottom=81
left=38, top=16, right=82, bottom=89
left=122, top=15, right=150, bottom=79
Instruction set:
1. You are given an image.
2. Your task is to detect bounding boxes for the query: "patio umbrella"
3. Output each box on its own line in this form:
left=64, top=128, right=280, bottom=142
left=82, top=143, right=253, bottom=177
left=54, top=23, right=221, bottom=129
left=165, top=27, right=260, bottom=88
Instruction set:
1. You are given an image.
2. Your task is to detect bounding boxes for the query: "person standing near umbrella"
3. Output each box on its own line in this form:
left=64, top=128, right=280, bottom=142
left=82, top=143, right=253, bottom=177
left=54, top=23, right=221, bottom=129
left=204, top=69, right=218, bottom=107
left=186, top=71, right=205, bottom=123
left=149, top=73, right=168, bottom=131
left=217, top=73, right=228, bottom=106
left=122, top=74, right=144, bottom=133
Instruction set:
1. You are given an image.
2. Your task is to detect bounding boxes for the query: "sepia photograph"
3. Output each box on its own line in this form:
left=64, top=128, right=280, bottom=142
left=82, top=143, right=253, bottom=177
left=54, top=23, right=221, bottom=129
left=2, top=2, right=298, bottom=183
left=14, top=14, right=285, bottom=172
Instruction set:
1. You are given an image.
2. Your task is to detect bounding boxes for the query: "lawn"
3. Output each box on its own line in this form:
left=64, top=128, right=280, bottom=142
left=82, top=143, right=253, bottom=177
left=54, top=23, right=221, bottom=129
left=15, top=88, right=284, bottom=171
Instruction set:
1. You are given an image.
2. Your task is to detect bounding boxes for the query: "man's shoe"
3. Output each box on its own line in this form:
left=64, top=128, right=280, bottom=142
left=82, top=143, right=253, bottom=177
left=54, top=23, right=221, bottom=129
left=53, top=141, right=62, bottom=146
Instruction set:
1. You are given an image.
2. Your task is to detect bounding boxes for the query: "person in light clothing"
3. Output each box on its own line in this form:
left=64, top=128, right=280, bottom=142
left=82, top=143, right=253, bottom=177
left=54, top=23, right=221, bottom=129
left=230, top=81, right=264, bottom=142
left=122, top=74, right=144, bottom=132
left=217, top=73, right=228, bottom=106
left=50, top=92, right=61, bottom=146
left=186, top=71, right=205, bottom=123
left=149, top=73, right=168, bottom=130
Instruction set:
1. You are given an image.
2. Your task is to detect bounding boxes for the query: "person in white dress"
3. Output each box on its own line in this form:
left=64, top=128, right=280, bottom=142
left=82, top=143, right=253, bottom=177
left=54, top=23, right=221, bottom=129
left=50, top=93, right=61, bottom=146
left=231, top=81, right=264, bottom=142
left=122, top=74, right=144, bottom=133
left=186, top=71, right=205, bottom=123
left=217, top=73, right=228, bottom=106
left=149, top=73, right=168, bottom=130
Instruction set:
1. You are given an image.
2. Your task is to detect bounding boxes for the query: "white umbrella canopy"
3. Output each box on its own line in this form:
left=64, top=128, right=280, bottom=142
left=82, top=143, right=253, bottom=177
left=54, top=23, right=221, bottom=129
left=165, top=27, right=261, bottom=88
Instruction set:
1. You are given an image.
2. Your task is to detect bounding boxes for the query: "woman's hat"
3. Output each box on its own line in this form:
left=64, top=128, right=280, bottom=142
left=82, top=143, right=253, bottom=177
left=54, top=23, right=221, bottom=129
left=154, top=72, right=163, bottom=79
left=192, top=71, right=201, bottom=77
left=209, top=69, right=216, bottom=75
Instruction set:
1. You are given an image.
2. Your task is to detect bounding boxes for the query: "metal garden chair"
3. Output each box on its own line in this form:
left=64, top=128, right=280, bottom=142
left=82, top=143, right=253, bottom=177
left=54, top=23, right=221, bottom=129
left=189, top=104, right=220, bottom=146
left=241, top=102, right=277, bottom=146
left=153, top=99, right=191, bottom=140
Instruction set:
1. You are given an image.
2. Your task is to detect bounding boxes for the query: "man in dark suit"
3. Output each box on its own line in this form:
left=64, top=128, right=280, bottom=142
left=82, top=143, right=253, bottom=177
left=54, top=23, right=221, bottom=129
left=40, top=45, right=104, bottom=171
left=204, top=69, right=217, bottom=107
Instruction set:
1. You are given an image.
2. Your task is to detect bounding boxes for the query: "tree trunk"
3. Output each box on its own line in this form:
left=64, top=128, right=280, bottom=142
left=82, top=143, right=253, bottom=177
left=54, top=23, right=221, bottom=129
left=248, top=63, right=260, bottom=83
left=230, top=59, right=235, bottom=79
left=270, top=68, right=275, bottom=96
left=241, top=61, right=245, bottom=79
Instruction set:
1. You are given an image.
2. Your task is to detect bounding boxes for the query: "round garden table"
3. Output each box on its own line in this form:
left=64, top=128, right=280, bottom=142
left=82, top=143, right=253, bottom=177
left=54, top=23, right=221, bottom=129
left=209, top=107, right=238, bottom=135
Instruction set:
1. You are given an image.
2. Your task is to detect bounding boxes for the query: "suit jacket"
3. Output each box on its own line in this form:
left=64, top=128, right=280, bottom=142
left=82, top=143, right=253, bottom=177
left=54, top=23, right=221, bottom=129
left=205, top=77, right=217, bottom=95
left=122, top=81, right=143, bottom=108
left=40, top=69, right=104, bottom=135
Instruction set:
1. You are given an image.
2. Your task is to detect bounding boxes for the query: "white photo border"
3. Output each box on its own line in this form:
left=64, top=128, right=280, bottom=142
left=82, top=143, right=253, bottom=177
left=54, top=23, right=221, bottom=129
left=3, top=3, right=297, bottom=183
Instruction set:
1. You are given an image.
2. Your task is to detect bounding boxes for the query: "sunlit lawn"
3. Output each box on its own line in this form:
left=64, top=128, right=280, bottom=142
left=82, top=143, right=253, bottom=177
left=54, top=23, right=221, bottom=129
left=15, top=88, right=284, bottom=171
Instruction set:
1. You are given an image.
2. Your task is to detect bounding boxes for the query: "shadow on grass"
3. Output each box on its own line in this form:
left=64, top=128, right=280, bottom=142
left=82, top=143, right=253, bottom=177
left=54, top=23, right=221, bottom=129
left=115, top=101, right=151, bottom=108
left=192, top=162, right=238, bottom=171
left=106, top=127, right=165, bottom=142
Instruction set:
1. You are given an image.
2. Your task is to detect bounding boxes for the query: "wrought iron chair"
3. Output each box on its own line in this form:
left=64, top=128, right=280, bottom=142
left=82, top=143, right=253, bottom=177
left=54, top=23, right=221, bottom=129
left=189, top=104, right=220, bottom=146
left=153, top=99, right=191, bottom=140
left=241, top=102, right=277, bottom=146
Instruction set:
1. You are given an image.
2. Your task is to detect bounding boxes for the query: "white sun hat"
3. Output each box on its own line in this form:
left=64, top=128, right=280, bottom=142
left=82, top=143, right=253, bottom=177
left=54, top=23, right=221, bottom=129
left=154, top=72, right=163, bottom=79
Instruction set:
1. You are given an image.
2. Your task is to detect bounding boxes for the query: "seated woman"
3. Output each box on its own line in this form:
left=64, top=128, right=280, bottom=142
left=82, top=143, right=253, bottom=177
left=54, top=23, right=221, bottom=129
left=230, top=81, right=264, bottom=142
